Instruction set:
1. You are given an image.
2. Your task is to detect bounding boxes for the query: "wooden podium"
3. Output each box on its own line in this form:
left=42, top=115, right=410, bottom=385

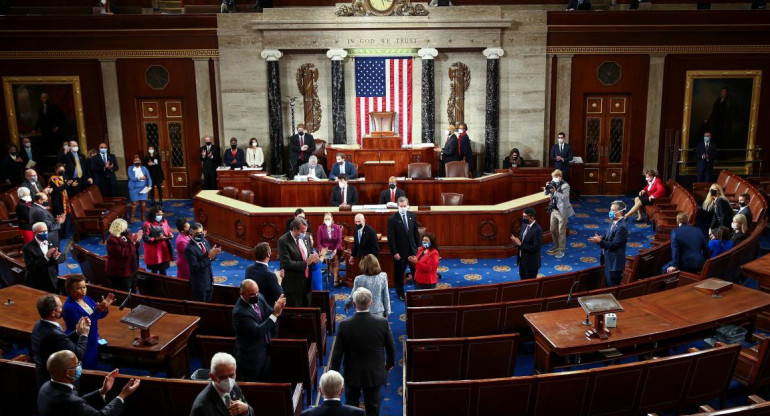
left=364, top=161, right=396, bottom=182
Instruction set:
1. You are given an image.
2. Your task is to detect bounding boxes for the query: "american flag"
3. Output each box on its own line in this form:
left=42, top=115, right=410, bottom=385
left=355, top=57, right=413, bottom=145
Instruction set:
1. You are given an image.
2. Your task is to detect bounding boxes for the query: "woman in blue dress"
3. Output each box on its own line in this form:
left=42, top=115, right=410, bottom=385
left=127, top=153, right=152, bottom=222
left=62, top=274, right=115, bottom=369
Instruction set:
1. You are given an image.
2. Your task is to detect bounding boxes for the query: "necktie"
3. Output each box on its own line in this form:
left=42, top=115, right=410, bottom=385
left=391, top=190, right=395, bottom=203
left=560, top=144, right=563, bottom=153
left=27, top=149, right=32, bottom=161
left=296, top=238, right=308, bottom=278
left=402, top=214, right=409, bottom=231
left=224, top=394, right=231, bottom=408
left=199, top=242, right=206, bottom=254
left=457, top=137, right=462, bottom=156
left=358, top=230, right=362, bottom=245
left=74, top=155, right=82, bottom=178
left=253, top=303, right=270, bottom=343
left=102, top=154, right=107, bottom=164
left=299, top=136, right=305, bottom=161
left=522, top=224, right=530, bottom=239
left=342, top=187, right=347, bottom=204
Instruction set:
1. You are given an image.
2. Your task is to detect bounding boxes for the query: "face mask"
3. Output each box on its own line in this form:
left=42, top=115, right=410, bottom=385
left=30, top=175, right=38, bottom=183
left=458, top=129, right=465, bottom=134
left=704, top=137, right=710, bottom=142
left=155, top=215, right=163, bottom=223
left=121, top=230, right=129, bottom=237
left=445, top=130, right=450, bottom=136
left=355, top=224, right=363, bottom=231
left=422, top=241, right=430, bottom=248
left=552, top=177, right=561, bottom=183
left=732, top=222, right=740, bottom=230
left=57, top=170, right=65, bottom=176
left=558, top=138, right=564, bottom=144
left=248, top=295, right=259, bottom=305
left=324, top=219, right=332, bottom=227
left=63, top=145, right=69, bottom=151
left=37, top=232, right=49, bottom=241
left=512, top=155, right=519, bottom=159
left=72, top=146, right=79, bottom=152
left=231, top=144, right=237, bottom=149
left=338, top=161, right=344, bottom=165
left=608, top=210, right=616, bottom=219
left=21, top=195, right=31, bottom=202
left=710, top=189, right=717, bottom=197
left=192, top=233, right=203, bottom=242
left=71, top=364, right=82, bottom=382
left=646, top=177, right=652, bottom=182
left=41, top=201, right=49, bottom=207
left=215, top=377, right=235, bottom=393
left=398, top=207, right=408, bottom=215
left=134, top=162, right=141, bottom=167
left=522, top=217, right=530, bottom=225
left=739, top=201, right=746, bottom=207
left=205, top=142, right=211, bottom=147
left=298, top=232, right=306, bottom=240
left=9, top=152, right=16, bottom=158
left=24, top=143, right=31, bottom=148
left=252, top=143, right=258, bottom=147
left=100, top=148, right=107, bottom=154
left=389, top=183, right=396, bottom=189
left=149, top=149, right=154, bottom=155
left=298, top=130, right=304, bottom=135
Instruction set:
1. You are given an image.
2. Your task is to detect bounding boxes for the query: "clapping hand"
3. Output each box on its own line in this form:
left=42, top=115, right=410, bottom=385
left=273, top=295, right=286, bottom=316
left=510, top=235, right=521, bottom=246
left=57, top=214, right=66, bottom=224
left=588, top=233, right=602, bottom=244
left=100, top=369, right=119, bottom=396
left=229, top=400, right=249, bottom=416
left=97, top=293, right=115, bottom=312
left=46, top=247, right=57, bottom=259
left=118, top=378, right=141, bottom=400
left=209, top=245, right=222, bottom=259
left=75, top=316, right=91, bottom=336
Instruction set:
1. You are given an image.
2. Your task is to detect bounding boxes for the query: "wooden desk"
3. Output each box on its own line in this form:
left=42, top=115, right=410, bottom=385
left=742, top=253, right=770, bottom=331
left=343, top=235, right=395, bottom=288
left=326, top=144, right=438, bottom=178
left=363, top=136, right=401, bottom=149
left=0, top=285, right=199, bottom=378
left=525, top=278, right=770, bottom=374
left=216, top=168, right=267, bottom=190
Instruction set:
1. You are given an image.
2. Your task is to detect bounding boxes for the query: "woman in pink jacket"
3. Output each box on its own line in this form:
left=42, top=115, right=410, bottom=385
left=174, top=218, right=191, bottom=280
left=142, top=206, right=174, bottom=275
left=317, top=212, right=344, bottom=287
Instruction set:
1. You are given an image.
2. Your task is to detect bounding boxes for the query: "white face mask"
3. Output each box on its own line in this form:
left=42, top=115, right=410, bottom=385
left=149, top=149, right=154, bottom=155
left=21, top=195, right=31, bottom=202
left=445, top=130, right=450, bottom=136
left=457, top=129, right=465, bottom=134
left=558, top=138, right=564, bottom=144
left=72, top=146, right=79, bottom=152
left=252, top=143, right=258, bottom=147
left=552, top=177, right=561, bottom=183
left=398, top=206, right=409, bottom=215
left=215, top=377, right=235, bottom=393
left=324, top=219, right=332, bottom=226
left=732, top=222, right=740, bottom=230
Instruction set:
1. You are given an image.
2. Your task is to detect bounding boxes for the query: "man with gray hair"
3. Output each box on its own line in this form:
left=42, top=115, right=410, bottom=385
left=298, top=155, right=328, bottom=179
left=190, top=352, right=254, bottom=416
left=589, top=200, right=629, bottom=287
left=278, top=216, right=318, bottom=307
left=23, top=221, right=62, bottom=293
left=302, top=370, right=364, bottom=416
left=331, top=287, right=395, bottom=416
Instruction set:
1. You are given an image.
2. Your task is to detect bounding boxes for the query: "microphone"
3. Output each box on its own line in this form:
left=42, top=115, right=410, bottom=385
left=566, top=280, right=580, bottom=305
left=119, top=289, right=132, bottom=311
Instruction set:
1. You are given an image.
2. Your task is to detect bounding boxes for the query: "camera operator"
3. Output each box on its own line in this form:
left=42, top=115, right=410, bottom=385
left=544, top=169, right=574, bottom=259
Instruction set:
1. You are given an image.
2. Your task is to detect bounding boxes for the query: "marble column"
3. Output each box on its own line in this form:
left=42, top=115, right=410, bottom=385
left=193, top=58, right=215, bottom=146
left=213, top=57, right=225, bottom=144
left=644, top=54, right=667, bottom=171
left=261, top=49, right=284, bottom=175
left=554, top=54, right=574, bottom=139
left=418, top=48, right=438, bottom=144
left=327, top=49, right=348, bottom=145
left=99, top=59, right=127, bottom=180
left=483, top=47, right=504, bottom=173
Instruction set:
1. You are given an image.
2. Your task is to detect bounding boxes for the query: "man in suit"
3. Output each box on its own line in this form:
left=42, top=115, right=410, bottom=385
left=663, top=212, right=709, bottom=274
left=64, top=140, right=92, bottom=195
left=90, top=142, right=119, bottom=198
left=549, top=132, right=574, bottom=182
left=284, top=208, right=313, bottom=235
left=1, top=144, right=26, bottom=186
left=24, top=222, right=63, bottom=293
left=245, top=242, right=284, bottom=306
left=20, top=137, right=39, bottom=168
left=185, top=222, right=222, bottom=302
left=378, top=176, right=406, bottom=205
left=223, top=137, right=246, bottom=169
left=191, top=352, right=254, bottom=416
left=695, top=131, right=717, bottom=182
left=443, top=123, right=473, bottom=174
left=37, top=350, right=140, bottom=416
left=545, top=169, right=574, bottom=259
left=289, top=124, right=316, bottom=176
left=589, top=200, right=629, bottom=287
left=22, top=168, right=51, bottom=196
left=350, top=214, right=379, bottom=268
left=302, top=370, right=365, bottom=416
left=200, top=135, right=221, bottom=190
left=738, top=193, right=753, bottom=225
left=330, top=174, right=359, bottom=207
left=566, top=0, right=591, bottom=9
left=331, top=288, right=395, bottom=416
left=278, top=217, right=319, bottom=307
left=387, top=197, right=420, bottom=301
left=232, top=279, right=285, bottom=382
left=31, top=294, right=90, bottom=388
left=510, top=207, right=543, bottom=280
left=329, top=153, right=358, bottom=180
left=30, top=193, right=66, bottom=250
left=441, top=124, right=458, bottom=163
left=298, top=155, right=328, bottom=180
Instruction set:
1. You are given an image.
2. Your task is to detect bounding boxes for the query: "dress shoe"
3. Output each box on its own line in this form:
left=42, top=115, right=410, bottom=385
left=398, top=294, right=406, bottom=301
left=555, top=251, right=565, bottom=259
left=546, top=247, right=559, bottom=255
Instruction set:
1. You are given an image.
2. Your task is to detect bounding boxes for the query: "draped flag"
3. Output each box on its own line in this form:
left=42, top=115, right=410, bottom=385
left=355, top=57, right=413, bottom=145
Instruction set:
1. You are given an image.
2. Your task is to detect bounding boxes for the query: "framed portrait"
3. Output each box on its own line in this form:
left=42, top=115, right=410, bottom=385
left=2, top=76, right=86, bottom=157
left=680, top=70, right=762, bottom=175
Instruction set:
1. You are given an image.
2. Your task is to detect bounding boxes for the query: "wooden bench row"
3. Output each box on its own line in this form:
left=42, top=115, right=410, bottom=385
left=699, top=217, right=767, bottom=283
left=648, top=179, right=698, bottom=243
left=68, top=185, right=127, bottom=242
left=695, top=170, right=768, bottom=225
left=680, top=395, right=770, bottom=415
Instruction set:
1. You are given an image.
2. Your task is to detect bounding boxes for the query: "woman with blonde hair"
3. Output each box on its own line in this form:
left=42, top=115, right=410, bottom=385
left=702, top=183, right=732, bottom=229
left=344, top=254, right=390, bottom=317
left=105, top=218, right=142, bottom=291
left=731, top=213, right=748, bottom=246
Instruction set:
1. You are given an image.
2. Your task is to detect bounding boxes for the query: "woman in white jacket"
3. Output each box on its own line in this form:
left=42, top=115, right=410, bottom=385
left=246, top=137, right=264, bottom=168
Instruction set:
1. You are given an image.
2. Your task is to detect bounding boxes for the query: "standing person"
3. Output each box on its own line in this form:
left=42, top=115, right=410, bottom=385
left=544, top=169, right=574, bottom=259
left=23, top=222, right=62, bottom=293
left=62, top=275, right=114, bottom=370
left=16, top=187, right=34, bottom=243
left=186, top=222, right=222, bottom=302
left=738, top=193, right=753, bottom=226
left=589, top=200, right=629, bottom=287
left=732, top=214, right=749, bottom=246
left=142, top=206, right=174, bottom=276
left=200, top=135, right=221, bottom=190
left=289, top=124, right=315, bottom=176
left=48, top=163, right=73, bottom=237
left=278, top=217, right=319, bottom=307
left=317, top=212, right=344, bottom=288
left=223, top=137, right=246, bottom=169
left=331, top=288, right=395, bottom=416
left=144, top=145, right=165, bottom=207
left=246, top=138, right=265, bottom=169
left=245, top=242, right=284, bottom=306
left=441, top=124, right=458, bottom=165
left=695, top=131, right=717, bottom=182
left=284, top=208, right=313, bottom=235
left=663, top=212, right=709, bottom=275
left=510, top=207, right=543, bottom=280
left=624, top=169, right=665, bottom=222
left=302, top=370, right=365, bottom=416
left=549, top=132, right=574, bottom=182
left=387, top=197, right=419, bottom=301
left=56, top=141, right=70, bottom=164
left=378, top=176, right=406, bottom=205
left=91, top=142, right=119, bottom=198
left=329, top=153, right=358, bottom=180
left=232, top=279, right=285, bottom=382
left=1, top=144, right=25, bottom=186
left=344, top=255, right=390, bottom=317
left=190, top=352, right=254, bottom=416
left=455, top=123, right=473, bottom=173
left=703, top=183, right=733, bottom=229
left=29, top=193, right=65, bottom=250
left=330, top=174, right=359, bottom=207
left=174, top=219, right=191, bottom=281
left=106, top=218, right=142, bottom=292
left=349, top=214, right=379, bottom=267
left=63, top=140, right=92, bottom=195
left=408, top=232, right=440, bottom=290
left=128, top=154, right=152, bottom=222
left=19, top=137, right=39, bottom=169
left=22, top=168, right=50, bottom=196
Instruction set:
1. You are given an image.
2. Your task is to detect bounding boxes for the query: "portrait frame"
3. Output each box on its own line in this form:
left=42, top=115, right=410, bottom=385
left=2, top=75, right=86, bottom=148
left=680, top=70, right=762, bottom=175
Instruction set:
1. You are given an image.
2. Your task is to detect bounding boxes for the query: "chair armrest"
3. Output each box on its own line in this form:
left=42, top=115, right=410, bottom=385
left=748, top=395, right=766, bottom=404
left=698, top=405, right=716, bottom=412
left=102, top=197, right=127, bottom=203
left=752, top=332, right=769, bottom=343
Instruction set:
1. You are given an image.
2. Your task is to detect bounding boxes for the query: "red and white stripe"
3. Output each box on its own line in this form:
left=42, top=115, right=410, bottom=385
left=355, top=58, right=413, bottom=146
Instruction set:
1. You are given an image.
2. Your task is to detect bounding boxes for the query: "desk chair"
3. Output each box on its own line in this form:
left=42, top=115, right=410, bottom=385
left=441, top=192, right=464, bottom=206
left=313, top=139, right=327, bottom=167
left=221, top=186, right=239, bottom=199
left=445, top=161, right=469, bottom=178
left=238, top=189, right=255, bottom=204
left=408, top=162, right=432, bottom=179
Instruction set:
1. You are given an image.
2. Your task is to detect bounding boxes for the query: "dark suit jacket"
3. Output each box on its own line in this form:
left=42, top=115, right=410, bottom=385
left=329, top=162, right=358, bottom=180
left=387, top=211, right=419, bottom=259
left=64, top=152, right=91, bottom=183
left=599, top=218, right=628, bottom=272
left=330, top=312, right=395, bottom=388
left=37, top=380, right=123, bottom=416
left=695, top=141, right=717, bottom=173
left=1, top=153, right=25, bottom=185
left=352, top=224, right=379, bottom=259
left=31, top=320, right=88, bottom=388
left=442, top=133, right=459, bottom=162
left=201, top=145, right=222, bottom=173
left=378, top=188, right=406, bottom=205
left=277, top=231, right=314, bottom=295
left=738, top=205, right=753, bottom=226
left=190, top=382, right=254, bottom=416
left=223, top=148, right=246, bottom=168
left=245, top=262, right=283, bottom=306
left=232, top=296, right=276, bottom=375
left=301, top=400, right=365, bottom=416
left=20, top=146, right=39, bottom=166
left=710, top=197, right=733, bottom=229
left=29, top=204, right=62, bottom=248
left=517, top=221, right=543, bottom=270
left=549, top=143, right=574, bottom=174
left=670, top=225, right=709, bottom=273
left=444, top=133, right=472, bottom=164
left=330, top=185, right=359, bottom=207
left=22, top=178, right=45, bottom=195
left=186, top=238, right=214, bottom=298
left=89, top=152, right=119, bottom=190
left=289, top=133, right=316, bottom=162
left=23, top=239, right=61, bottom=293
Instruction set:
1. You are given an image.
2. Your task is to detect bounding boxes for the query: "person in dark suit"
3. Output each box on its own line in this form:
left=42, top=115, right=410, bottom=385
left=223, top=137, right=246, bottom=169
left=232, top=279, right=285, bottom=382
left=329, top=154, right=358, bottom=181
left=143, top=146, right=165, bottom=207
left=37, top=350, right=140, bottom=416
left=387, top=197, right=420, bottom=301
left=566, top=0, right=591, bottom=9
left=330, top=174, right=359, bottom=207
left=185, top=222, right=222, bottom=302
left=330, top=288, right=395, bottom=416
left=695, top=131, right=717, bottom=182
left=1, top=144, right=26, bottom=186
left=31, top=294, right=90, bottom=389
left=289, top=124, right=315, bottom=176
left=510, top=207, right=543, bottom=280
left=90, top=143, right=119, bottom=198
left=63, top=141, right=92, bottom=195
left=378, top=176, right=406, bottom=205
left=245, top=242, right=284, bottom=306
left=30, top=192, right=66, bottom=250
left=444, top=123, right=473, bottom=173
left=200, top=136, right=221, bottom=190
left=302, top=370, right=365, bottom=416
left=738, top=193, right=753, bottom=226
left=22, top=168, right=50, bottom=196
left=277, top=217, right=319, bottom=307
left=349, top=214, right=379, bottom=268
left=663, top=212, right=709, bottom=274
left=284, top=208, right=313, bottom=235
left=191, top=352, right=254, bottom=416
left=441, top=124, right=458, bottom=163
left=20, top=137, right=39, bottom=168
left=549, top=132, right=574, bottom=182
left=589, top=200, right=629, bottom=287
left=23, top=222, right=63, bottom=293
left=298, top=155, right=328, bottom=179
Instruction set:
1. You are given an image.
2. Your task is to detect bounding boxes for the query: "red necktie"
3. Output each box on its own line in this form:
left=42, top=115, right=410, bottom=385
left=391, top=190, right=395, bottom=203
left=199, top=242, right=206, bottom=254
left=299, top=137, right=305, bottom=161
left=297, top=238, right=308, bottom=278
left=457, top=137, right=462, bottom=156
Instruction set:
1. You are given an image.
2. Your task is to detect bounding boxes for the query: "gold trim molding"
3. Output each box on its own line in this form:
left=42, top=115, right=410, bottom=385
left=0, top=49, right=219, bottom=60
left=547, top=45, right=770, bottom=55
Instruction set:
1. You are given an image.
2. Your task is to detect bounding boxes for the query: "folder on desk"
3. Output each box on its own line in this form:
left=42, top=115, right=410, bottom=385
left=120, top=304, right=167, bottom=330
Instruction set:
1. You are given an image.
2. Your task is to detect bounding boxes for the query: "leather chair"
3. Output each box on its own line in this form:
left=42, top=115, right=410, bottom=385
left=445, top=161, right=469, bottom=178
left=313, top=139, right=327, bottom=167
left=731, top=332, right=770, bottom=393
left=238, top=189, right=255, bottom=204
left=408, top=162, right=432, bottom=179
left=221, top=186, right=238, bottom=199
left=441, top=192, right=464, bottom=206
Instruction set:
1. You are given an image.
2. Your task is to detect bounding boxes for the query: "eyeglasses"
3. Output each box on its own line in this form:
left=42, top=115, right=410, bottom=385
left=67, top=361, right=82, bottom=371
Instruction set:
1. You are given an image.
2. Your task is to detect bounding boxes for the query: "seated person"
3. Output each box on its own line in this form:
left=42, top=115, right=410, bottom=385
left=502, top=148, right=526, bottom=169
left=566, top=0, right=591, bottom=9
left=297, top=155, right=327, bottom=180
left=284, top=208, right=313, bottom=234
left=738, top=192, right=753, bottom=226
left=223, top=137, right=245, bottom=169
left=329, top=153, right=357, bottom=180
left=708, top=226, right=733, bottom=258
left=731, top=214, right=748, bottom=246
left=378, top=176, right=406, bottom=205
left=624, top=169, right=665, bottom=222
left=330, top=174, right=358, bottom=207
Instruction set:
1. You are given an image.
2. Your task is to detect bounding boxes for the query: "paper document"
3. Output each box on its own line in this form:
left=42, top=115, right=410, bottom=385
left=139, top=186, right=152, bottom=194
left=25, top=161, right=36, bottom=169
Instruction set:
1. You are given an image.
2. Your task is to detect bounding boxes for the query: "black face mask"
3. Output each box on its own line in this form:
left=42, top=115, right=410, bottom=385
left=389, top=183, right=396, bottom=189
left=205, top=142, right=212, bottom=146
left=739, top=201, right=746, bottom=207
left=231, top=144, right=237, bottom=149
left=192, top=234, right=203, bottom=242
left=121, top=230, right=129, bottom=237
left=57, top=170, right=65, bottom=176
left=710, top=189, right=718, bottom=197
left=248, top=296, right=259, bottom=305
left=41, top=201, right=49, bottom=207
left=355, top=224, right=363, bottom=231
left=522, top=218, right=530, bottom=225
left=134, top=162, right=141, bottom=167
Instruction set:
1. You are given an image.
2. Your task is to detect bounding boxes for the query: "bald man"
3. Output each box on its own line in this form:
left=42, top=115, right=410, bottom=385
left=378, top=176, right=406, bottom=205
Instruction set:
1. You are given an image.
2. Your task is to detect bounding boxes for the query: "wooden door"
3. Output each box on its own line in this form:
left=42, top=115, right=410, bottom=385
left=580, top=95, right=629, bottom=195
left=137, top=99, right=189, bottom=199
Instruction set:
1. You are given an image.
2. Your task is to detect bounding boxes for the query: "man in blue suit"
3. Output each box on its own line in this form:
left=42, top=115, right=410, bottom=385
left=302, top=370, right=365, bottom=416
left=233, top=279, right=285, bottom=382
left=695, top=131, right=717, bottom=182
left=549, top=132, right=574, bottom=182
left=510, top=207, right=543, bottom=280
left=185, top=223, right=222, bottom=302
left=663, top=212, right=709, bottom=274
left=90, top=142, right=119, bottom=197
left=329, top=153, right=358, bottom=180
left=589, top=200, right=628, bottom=287
left=245, top=242, right=284, bottom=306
